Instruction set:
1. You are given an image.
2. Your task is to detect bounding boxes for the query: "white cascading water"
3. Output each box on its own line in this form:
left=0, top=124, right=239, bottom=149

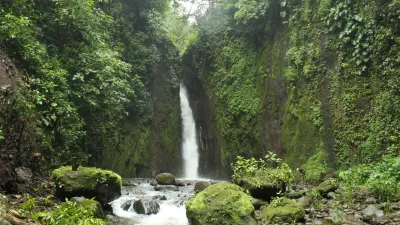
left=179, top=84, right=199, bottom=179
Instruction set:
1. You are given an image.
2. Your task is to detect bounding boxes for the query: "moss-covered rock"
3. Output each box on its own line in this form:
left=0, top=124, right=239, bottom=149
left=52, top=166, right=122, bottom=206
left=70, top=197, right=105, bottom=219
left=186, top=183, right=256, bottom=225
left=259, top=198, right=305, bottom=224
left=194, top=181, right=210, bottom=193
left=316, top=179, right=339, bottom=196
left=233, top=171, right=285, bottom=201
left=155, top=173, right=175, bottom=185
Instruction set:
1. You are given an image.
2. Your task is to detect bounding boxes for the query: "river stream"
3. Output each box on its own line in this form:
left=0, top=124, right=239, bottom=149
left=109, top=178, right=211, bottom=225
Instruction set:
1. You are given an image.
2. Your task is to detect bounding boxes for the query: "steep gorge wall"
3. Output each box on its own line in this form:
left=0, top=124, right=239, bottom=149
left=184, top=0, right=400, bottom=179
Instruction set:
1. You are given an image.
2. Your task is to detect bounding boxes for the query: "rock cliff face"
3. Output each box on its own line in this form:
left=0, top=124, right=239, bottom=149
left=182, top=55, right=226, bottom=179
left=101, top=44, right=182, bottom=178
left=182, top=0, right=400, bottom=177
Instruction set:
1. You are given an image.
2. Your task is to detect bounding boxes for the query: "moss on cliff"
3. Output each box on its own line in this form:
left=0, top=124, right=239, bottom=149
left=184, top=0, right=400, bottom=175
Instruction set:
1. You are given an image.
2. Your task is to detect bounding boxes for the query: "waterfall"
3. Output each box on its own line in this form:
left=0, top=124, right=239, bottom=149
left=180, top=84, right=199, bottom=179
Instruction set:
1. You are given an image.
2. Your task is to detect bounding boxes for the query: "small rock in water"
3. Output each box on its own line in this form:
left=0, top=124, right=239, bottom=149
left=154, top=185, right=179, bottom=192
left=152, top=195, right=167, bottom=201
left=194, top=181, right=210, bottom=193
left=146, top=201, right=160, bottom=215
left=122, top=200, right=134, bottom=211
left=175, top=180, right=185, bottom=187
left=133, top=200, right=146, bottom=214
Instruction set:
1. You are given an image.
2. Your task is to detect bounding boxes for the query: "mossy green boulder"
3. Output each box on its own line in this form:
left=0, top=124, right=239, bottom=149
left=233, top=170, right=285, bottom=201
left=52, top=166, right=122, bottom=206
left=316, top=178, right=339, bottom=196
left=186, top=183, right=256, bottom=225
left=155, top=173, right=175, bottom=185
left=70, top=197, right=105, bottom=219
left=259, top=198, right=305, bottom=224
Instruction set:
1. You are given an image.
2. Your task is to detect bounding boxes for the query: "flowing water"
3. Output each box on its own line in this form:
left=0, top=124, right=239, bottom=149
left=109, top=179, right=199, bottom=225
left=109, top=84, right=203, bottom=224
left=179, top=84, right=199, bottom=179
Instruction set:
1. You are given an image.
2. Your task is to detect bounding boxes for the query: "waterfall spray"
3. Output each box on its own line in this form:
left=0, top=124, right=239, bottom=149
left=180, top=84, right=199, bottom=179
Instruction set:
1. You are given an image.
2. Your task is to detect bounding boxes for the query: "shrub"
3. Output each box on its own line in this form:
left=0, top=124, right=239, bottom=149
left=32, top=200, right=106, bottom=225
left=339, top=156, right=400, bottom=202
left=232, top=152, right=294, bottom=185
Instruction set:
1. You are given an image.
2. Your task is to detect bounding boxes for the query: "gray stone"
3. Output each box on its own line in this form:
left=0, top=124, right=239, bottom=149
left=154, top=185, right=179, bottom=192
left=362, top=205, right=384, bottom=221
left=366, top=197, right=377, bottom=204
left=316, top=179, right=339, bottom=196
left=146, top=201, right=160, bottom=215
left=152, top=195, right=167, bottom=201
left=327, top=192, right=336, bottom=199
left=194, top=181, right=210, bottom=193
left=251, top=198, right=266, bottom=210
left=133, top=200, right=146, bottom=214
left=175, top=180, right=185, bottom=187
left=15, top=167, right=32, bottom=182
left=298, top=196, right=313, bottom=208
left=285, top=191, right=306, bottom=199
left=0, top=218, right=12, bottom=225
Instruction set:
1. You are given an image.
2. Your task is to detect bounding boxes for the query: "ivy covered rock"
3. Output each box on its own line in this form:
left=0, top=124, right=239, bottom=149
left=186, top=183, right=256, bottom=225
left=52, top=166, right=122, bottom=206
left=233, top=170, right=286, bottom=201
left=70, top=197, right=105, bottom=219
left=259, top=198, right=305, bottom=224
left=155, top=173, right=175, bottom=185
left=316, top=178, right=339, bottom=196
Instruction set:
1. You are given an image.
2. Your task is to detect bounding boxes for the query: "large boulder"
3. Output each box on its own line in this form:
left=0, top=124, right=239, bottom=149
left=194, top=181, right=210, bottom=193
left=259, top=198, right=305, bottom=224
left=155, top=173, right=175, bottom=185
left=70, top=197, right=105, bottom=219
left=186, top=183, right=256, bottom=225
left=233, top=170, right=285, bottom=201
left=52, top=166, right=122, bottom=207
left=316, top=178, right=339, bottom=196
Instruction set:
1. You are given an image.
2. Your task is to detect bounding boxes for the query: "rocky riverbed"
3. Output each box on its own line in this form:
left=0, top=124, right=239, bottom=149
left=1, top=176, right=400, bottom=224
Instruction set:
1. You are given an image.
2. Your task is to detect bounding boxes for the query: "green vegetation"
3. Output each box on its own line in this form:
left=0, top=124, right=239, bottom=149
left=303, top=150, right=328, bottom=181
left=184, top=0, right=400, bottom=175
left=33, top=200, right=105, bottom=225
left=339, top=156, right=400, bottom=202
left=0, top=0, right=181, bottom=175
left=232, top=152, right=294, bottom=187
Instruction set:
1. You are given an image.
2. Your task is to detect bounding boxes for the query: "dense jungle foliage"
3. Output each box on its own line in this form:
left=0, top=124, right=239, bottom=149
left=184, top=0, right=400, bottom=179
left=0, top=0, right=399, bottom=183
left=0, top=0, right=184, bottom=176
